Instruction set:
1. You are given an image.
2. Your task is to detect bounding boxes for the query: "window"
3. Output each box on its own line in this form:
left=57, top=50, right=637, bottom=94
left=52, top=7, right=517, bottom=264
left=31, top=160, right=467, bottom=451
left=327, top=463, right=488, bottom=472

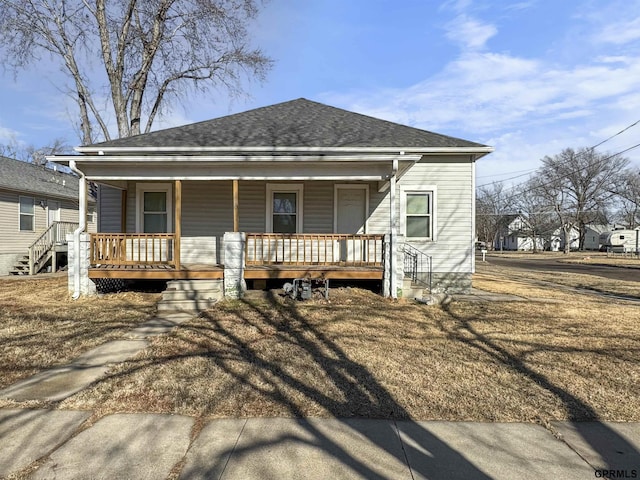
left=19, top=196, right=35, bottom=231
left=136, top=184, right=172, bottom=233
left=266, top=184, right=303, bottom=233
left=401, top=187, right=436, bottom=240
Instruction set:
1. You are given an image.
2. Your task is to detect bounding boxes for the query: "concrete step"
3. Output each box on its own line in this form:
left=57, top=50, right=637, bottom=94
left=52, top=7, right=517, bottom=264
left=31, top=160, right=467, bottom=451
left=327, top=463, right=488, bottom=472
left=162, top=289, right=221, bottom=302
left=157, top=298, right=218, bottom=312
left=166, top=279, right=223, bottom=291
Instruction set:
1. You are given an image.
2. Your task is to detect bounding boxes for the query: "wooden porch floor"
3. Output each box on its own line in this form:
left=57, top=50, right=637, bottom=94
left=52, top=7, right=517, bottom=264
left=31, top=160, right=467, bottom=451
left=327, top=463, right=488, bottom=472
left=89, top=263, right=383, bottom=280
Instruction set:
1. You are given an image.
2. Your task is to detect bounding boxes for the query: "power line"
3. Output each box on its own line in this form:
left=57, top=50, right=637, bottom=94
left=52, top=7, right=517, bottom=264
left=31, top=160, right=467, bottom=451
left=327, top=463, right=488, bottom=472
left=477, top=117, right=640, bottom=189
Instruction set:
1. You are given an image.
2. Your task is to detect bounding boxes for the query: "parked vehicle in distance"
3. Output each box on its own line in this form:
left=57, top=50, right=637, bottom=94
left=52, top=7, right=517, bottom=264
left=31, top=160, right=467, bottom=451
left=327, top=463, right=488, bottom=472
left=598, top=229, right=640, bottom=253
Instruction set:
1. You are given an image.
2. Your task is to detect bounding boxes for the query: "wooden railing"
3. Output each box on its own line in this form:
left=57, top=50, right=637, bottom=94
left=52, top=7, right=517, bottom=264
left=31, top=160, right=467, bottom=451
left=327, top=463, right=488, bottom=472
left=28, top=221, right=79, bottom=274
left=90, top=233, right=176, bottom=266
left=245, top=233, right=384, bottom=266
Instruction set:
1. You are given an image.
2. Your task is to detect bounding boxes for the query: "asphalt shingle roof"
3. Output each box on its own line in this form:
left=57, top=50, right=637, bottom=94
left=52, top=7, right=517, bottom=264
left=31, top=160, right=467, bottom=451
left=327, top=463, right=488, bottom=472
left=0, top=156, right=80, bottom=200
left=89, top=98, right=487, bottom=149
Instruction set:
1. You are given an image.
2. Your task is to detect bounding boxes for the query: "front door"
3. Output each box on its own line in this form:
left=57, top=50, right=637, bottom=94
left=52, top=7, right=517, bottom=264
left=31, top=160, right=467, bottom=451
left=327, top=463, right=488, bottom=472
left=335, top=186, right=367, bottom=262
left=47, top=200, right=60, bottom=227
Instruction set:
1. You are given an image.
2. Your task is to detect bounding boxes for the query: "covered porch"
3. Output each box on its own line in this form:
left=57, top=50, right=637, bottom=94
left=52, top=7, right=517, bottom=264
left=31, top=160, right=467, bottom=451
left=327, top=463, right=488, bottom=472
left=87, top=231, right=385, bottom=281
left=58, top=148, right=419, bottom=298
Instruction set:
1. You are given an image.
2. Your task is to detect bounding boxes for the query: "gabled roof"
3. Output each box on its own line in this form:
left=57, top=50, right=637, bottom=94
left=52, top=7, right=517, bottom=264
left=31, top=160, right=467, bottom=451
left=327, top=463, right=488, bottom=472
left=0, top=156, right=80, bottom=200
left=86, top=98, right=488, bottom=150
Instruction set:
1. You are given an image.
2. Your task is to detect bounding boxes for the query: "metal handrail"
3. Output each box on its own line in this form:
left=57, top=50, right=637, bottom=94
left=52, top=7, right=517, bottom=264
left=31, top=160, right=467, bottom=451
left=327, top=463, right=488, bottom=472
left=401, top=243, right=432, bottom=292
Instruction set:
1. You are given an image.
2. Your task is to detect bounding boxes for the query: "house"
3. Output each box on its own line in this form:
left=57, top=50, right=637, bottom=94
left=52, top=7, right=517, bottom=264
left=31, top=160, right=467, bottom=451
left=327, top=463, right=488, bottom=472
left=0, top=156, right=97, bottom=275
left=50, top=99, right=493, bottom=299
left=584, top=224, right=612, bottom=251
left=494, top=214, right=545, bottom=251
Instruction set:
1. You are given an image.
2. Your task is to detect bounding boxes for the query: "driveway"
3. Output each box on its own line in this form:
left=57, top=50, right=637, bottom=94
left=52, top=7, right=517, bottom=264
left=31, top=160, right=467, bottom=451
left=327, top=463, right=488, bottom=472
left=483, top=254, right=640, bottom=283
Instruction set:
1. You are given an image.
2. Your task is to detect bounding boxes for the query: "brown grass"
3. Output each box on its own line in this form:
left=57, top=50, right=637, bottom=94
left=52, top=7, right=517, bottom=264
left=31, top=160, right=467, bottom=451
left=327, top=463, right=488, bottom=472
left=0, top=275, right=159, bottom=390
left=61, top=282, right=640, bottom=423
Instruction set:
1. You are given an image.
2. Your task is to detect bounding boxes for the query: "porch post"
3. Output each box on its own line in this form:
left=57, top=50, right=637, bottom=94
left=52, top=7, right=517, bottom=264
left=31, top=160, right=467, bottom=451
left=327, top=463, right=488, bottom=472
left=233, top=179, right=239, bottom=232
left=390, top=164, right=398, bottom=299
left=175, top=180, right=182, bottom=270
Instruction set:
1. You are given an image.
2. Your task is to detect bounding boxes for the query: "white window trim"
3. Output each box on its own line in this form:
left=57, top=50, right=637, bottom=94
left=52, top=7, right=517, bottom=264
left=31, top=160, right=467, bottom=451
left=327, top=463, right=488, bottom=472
left=135, top=183, right=173, bottom=233
left=266, top=183, right=304, bottom=233
left=400, top=185, right=437, bottom=241
left=19, top=195, right=35, bottom=232
left=333, top=184, right=369, bottom=233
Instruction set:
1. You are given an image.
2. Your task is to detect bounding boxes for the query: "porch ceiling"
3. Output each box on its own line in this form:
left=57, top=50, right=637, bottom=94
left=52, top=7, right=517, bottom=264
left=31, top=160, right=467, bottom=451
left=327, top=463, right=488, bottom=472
left=62, top=155, right=422, bottom=182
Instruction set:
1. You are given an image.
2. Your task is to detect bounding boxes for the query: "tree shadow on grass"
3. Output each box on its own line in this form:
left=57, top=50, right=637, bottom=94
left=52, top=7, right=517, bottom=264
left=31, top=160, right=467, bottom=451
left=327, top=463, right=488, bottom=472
left=178, top=291, right=493, bottom=479
left=437, top=301, right=640, bottom=472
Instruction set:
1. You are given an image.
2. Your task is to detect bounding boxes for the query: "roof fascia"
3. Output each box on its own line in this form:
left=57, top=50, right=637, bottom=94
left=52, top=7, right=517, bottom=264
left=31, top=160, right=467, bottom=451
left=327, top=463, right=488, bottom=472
left=50, top=154, right=423, bottom=164
left=73, top=145, right=494, bottom=156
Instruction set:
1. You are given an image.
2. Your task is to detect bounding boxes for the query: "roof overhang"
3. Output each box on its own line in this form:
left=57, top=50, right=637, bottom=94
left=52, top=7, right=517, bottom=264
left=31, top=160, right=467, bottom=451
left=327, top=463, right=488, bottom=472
left=73, top=145, right=494, bottom=158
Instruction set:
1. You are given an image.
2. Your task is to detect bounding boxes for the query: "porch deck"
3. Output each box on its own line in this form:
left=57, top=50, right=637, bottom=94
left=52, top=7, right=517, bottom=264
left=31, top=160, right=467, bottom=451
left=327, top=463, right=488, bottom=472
left=88, top=263, right=383, bottom=280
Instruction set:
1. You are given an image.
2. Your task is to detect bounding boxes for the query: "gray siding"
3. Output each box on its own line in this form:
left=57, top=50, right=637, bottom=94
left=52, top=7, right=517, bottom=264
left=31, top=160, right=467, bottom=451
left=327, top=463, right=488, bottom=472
left=98, top=185, right=122, bottom=232
left=0, top=187, right=94, bottom=255
left=96, top=163, right=475, bottom=277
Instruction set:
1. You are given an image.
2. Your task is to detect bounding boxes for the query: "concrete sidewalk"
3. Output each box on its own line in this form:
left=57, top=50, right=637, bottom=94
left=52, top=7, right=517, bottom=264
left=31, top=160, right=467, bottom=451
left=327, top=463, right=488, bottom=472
left=1, top=409, right=639, bottom=479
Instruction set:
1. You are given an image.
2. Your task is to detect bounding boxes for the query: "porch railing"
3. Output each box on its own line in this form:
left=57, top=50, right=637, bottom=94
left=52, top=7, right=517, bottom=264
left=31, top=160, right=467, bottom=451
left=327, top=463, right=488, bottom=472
left=90, top=233, right=176, bottom=266
left=245, top=233, right=384, bottom=266
left=28, top=221, right=79, bottom=274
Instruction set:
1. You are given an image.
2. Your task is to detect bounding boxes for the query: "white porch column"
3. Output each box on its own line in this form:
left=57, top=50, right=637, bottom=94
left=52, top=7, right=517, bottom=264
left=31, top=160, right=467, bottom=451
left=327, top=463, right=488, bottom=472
left=390, top=162, right=398, bottom=299
left=223, top=232, right=246, bottom=299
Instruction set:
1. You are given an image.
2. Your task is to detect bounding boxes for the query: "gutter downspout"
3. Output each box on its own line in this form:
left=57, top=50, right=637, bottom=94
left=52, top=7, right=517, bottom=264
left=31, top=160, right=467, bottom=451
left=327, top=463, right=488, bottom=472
left=69, top=160, right=87, bottom=299
left=390, top=157, right=399, bottom=299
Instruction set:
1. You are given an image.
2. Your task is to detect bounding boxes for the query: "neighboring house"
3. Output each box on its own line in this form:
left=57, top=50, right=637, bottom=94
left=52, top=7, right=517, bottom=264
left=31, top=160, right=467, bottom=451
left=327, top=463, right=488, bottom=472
left=584, top=224, right=612, bottom=251
left=550, top=226, right=579, bottom=252
left=494, top=214, right=545, bottom=251
left=50, top=98, right=493, bottom=298
left=0, top=156, right=97, bottom=275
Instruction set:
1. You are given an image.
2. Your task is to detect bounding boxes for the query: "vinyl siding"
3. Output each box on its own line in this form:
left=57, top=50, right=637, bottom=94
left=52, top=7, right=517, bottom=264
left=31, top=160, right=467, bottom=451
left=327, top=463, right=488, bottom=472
left=0, top=187, right=94, bottom=254
left=96, top=163, right=475, bottom=275
left=98, top=185, right=122, bottom=232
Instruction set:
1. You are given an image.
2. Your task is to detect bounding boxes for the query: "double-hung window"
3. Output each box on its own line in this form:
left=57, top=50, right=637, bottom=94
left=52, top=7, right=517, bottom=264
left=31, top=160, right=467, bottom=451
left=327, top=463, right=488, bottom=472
left=266, top=184, right=303, bottom=233
left=402, top=187, right=435, bottom=240
left=19, top=196, right=35, bottom=231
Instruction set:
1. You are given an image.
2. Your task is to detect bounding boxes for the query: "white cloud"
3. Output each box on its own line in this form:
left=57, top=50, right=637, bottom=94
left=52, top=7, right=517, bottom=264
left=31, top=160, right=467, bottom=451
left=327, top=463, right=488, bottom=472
left=445, top=15, right=497, bottom=50
left=593, top=16, right=640, bottom=45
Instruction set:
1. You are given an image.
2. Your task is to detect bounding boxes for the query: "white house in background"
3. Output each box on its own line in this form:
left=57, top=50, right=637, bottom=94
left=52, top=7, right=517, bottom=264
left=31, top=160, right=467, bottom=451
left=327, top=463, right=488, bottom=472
left=494, top=214, right=545, bottom=251
left=50, top=99, right=493, bottom=298
left=550, top=226, right=579, bottom=252
left=583, top=224, right=613, bottom=251
left=0, top=156, right=96, bottom=275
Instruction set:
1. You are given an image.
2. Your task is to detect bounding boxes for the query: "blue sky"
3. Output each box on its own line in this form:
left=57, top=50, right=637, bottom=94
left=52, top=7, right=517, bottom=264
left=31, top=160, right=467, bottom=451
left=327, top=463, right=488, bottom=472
left=1, top=0, right=640, bottom=186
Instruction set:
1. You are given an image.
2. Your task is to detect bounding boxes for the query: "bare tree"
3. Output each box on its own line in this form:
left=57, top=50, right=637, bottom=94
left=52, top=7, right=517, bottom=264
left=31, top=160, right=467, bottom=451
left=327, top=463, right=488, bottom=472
left=513, top=178, right=558, bottom=252
left=612, top=168, right=640, bottom=228
left=476, top=181, right=514, bottom=250
left=0, top=0, right=272, bottom=144
left=537, top=148, right=628, bottom=251
left=1, top=138, right=71, bottom=165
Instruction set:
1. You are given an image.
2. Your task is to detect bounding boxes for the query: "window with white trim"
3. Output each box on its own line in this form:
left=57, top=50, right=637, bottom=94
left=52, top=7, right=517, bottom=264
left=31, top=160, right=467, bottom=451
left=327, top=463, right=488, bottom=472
left=402, top=189, right=435, bottom=240
left=19, top=196, right=35, bottom=231
left=136, top=184, right=172, bottom=233
left=266, top=184, right=303, bottom=233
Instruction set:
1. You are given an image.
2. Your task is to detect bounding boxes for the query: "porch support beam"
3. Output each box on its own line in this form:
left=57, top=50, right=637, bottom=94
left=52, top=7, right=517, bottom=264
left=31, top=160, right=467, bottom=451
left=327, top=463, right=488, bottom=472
left=233, top=179, right=239, bottom=232
left=175, top=180, right=182, bottom=270
left=390, top=159, right=398, bottom=299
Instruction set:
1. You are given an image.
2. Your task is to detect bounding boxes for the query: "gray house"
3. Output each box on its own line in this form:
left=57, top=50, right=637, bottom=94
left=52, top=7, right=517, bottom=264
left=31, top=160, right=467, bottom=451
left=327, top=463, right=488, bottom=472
left=50, top=99, right=493, bottom=299
left=0, top=156, right=96, bottom=275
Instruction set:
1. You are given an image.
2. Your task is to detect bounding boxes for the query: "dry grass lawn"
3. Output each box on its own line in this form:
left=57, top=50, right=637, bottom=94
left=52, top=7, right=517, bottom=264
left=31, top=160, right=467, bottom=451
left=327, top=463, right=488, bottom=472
left=0, top=275, right=159, bottom=390
left=60, top=278, right=640, bottom=423
left=2, top=269, right=638, bottom=423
